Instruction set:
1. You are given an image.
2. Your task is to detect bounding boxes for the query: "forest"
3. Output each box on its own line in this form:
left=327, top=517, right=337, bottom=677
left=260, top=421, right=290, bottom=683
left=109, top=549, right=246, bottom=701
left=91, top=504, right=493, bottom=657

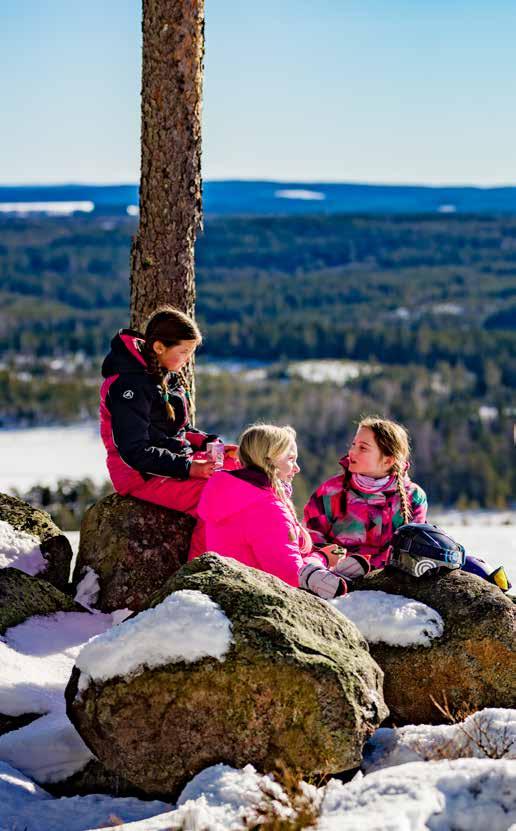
left=0, top=212, right=514, bottom=518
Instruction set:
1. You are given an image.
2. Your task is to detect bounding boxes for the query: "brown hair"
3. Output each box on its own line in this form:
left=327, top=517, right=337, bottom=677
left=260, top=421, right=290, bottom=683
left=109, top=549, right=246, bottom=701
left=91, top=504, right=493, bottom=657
left=238, top=423, right=312, bottom=554
left=358, top=416, right=412, bottom=524
left=141, top=306, right=201, bottom=419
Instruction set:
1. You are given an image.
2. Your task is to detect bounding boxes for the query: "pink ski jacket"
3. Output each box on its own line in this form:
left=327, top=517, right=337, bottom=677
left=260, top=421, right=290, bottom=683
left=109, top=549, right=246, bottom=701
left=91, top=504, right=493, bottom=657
left=196, top=468, right=326, bottom=587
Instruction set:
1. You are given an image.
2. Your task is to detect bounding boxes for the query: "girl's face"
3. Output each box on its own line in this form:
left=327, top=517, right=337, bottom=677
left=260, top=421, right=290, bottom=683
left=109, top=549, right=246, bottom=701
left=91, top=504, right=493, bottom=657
left=348, top=427, right=394, bottom=478
left=153, top=339, right=198, bottom=372
left=275, top=442, right=300, bottom=484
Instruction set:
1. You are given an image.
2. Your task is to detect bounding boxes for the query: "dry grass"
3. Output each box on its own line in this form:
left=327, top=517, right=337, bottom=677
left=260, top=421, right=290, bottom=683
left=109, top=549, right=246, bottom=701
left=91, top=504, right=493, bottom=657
left=399, top=693, right=516, bottom=762
left=242, top=762, right=323, bottom=831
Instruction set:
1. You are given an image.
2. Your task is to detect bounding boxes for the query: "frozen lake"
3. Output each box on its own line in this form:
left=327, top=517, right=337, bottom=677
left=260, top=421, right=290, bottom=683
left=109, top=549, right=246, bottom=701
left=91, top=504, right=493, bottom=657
left=1, top=423, right=514, bottom=587
left=0, top=422, right=107, bottom=491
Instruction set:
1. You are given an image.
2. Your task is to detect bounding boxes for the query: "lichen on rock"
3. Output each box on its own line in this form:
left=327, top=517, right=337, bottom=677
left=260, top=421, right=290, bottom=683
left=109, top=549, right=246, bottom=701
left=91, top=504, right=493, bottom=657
left=73, top=493, right=195, bottom=612
left=66, top=553, right=388, bottom=799
left=350, top=566, right=516, bottom=724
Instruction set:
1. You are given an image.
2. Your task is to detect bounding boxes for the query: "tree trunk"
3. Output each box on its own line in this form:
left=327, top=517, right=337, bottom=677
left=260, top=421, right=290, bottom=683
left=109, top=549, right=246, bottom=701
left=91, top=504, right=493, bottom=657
left=130, top=0, right=204, bottom=340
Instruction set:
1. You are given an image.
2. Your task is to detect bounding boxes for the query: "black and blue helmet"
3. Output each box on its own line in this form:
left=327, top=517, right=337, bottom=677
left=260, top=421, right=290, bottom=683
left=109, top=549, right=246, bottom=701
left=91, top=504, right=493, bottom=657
left=389, top=522, right=466, bottom=577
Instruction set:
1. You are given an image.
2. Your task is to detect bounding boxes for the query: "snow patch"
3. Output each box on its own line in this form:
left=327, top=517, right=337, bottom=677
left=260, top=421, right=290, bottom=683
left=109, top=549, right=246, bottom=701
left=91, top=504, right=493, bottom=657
left=0, top=711, right=94, bottom=783
left=74, top=567, right=100, bottom=611
left=76, top=590, right=233, bottom=686
left=331, top=590, right=444, bottom=646
left=320, top=757, right=516, bottom=831
left=275, top=188, right=326, bottom=200
left=0, top=201, right=94, bottom=215
left=0, top=519, right=45, bottom=575
left=0, top=611, right=112, bottom=717
left=363, top=708, right=516, bottom=773
left=0, top=760, right=171, bottom=831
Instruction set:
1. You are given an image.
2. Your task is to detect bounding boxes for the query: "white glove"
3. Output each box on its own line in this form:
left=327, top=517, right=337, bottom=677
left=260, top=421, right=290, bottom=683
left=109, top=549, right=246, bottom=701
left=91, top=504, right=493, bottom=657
left=299, top=563, right=347, bottom=599
left=333, top=554, right=370, bottom=580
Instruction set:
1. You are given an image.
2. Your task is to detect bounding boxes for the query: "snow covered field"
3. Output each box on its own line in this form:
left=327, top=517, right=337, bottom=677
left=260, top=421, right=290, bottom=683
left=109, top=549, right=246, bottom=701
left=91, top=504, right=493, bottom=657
left=0, top=422, right=107, bottom=491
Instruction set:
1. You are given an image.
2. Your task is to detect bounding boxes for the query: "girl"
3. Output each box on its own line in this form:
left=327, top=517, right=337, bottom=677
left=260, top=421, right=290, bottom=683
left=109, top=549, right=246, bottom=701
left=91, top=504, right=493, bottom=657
left=305, top=416, right=511, bottom=591
left=304, top=416, right=427, bottom=572
left=99, top=306, right=237, bottom=557
left=196, top=423, right=367, bottom=598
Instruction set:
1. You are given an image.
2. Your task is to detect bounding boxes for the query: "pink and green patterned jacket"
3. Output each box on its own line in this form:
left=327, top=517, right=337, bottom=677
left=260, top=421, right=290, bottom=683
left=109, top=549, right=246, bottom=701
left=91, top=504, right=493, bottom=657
left=303, top=456, right=428, bottom=569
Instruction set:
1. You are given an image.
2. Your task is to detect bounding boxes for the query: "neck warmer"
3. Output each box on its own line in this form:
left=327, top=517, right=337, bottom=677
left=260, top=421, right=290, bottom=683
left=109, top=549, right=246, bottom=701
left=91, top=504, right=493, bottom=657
left=351, top=473, right=396, bottom=493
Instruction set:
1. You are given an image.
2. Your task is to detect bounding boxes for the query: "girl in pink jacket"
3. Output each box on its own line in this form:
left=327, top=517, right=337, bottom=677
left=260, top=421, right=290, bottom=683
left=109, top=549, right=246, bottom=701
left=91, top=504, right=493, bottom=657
left=195, top=424, right=369, bottom=598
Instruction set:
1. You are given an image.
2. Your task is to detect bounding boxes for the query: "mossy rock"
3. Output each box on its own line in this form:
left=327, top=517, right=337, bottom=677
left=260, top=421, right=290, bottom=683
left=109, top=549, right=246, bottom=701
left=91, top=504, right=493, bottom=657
left=0, top=567, right=83, bottom=636
left=0, top=492, right=73, bottom=593
left=66, top=554, right=387, bottom=799
left=46, top=757, right=148, bottom=800
left=73, top=493, right=195, bottom=612
left=351, top=567, right=516, bottom=725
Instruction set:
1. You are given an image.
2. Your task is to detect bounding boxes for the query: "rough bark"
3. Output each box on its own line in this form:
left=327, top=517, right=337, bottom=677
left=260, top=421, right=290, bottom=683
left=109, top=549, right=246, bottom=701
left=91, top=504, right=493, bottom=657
left=130, top=0, right=204, bottom=331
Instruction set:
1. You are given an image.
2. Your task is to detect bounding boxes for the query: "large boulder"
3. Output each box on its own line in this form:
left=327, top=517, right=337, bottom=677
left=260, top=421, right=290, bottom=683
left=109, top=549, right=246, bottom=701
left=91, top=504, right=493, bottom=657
left=350, top=567, right=515, bottom=725
left=66, top=554, right=387, bottom=799
left=0, top=567, right=81, bottom=636
left=73, top=493, right=195, bottom=612
left=0, top=492, right=73, bottom=592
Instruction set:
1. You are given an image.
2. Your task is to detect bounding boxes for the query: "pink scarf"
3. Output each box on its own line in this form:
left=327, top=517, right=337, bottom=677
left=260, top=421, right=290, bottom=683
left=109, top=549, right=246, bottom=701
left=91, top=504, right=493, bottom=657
left=351, top=473, right=396, bottom=493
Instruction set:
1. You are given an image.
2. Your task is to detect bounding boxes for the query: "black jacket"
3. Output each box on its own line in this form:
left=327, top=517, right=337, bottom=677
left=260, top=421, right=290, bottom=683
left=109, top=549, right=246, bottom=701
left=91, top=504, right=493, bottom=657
left=101, top=329, right=218, bottom=480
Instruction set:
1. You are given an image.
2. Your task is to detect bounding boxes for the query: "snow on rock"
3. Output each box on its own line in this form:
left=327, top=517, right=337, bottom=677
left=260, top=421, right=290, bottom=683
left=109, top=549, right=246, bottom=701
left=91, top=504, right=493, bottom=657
left=320, top=757, right=516, bottom=831
left=0, top=611, right=113, bottom=717
left=74, top=566, right=100, bottom=611
left=330, top=590, right=444, bottom=646
left=363, top=708, right=516, bottom=773
left=0, top=760, right=171, bottom=831
left=76, top=590, right=233, bottom=687
left=0, top=519, right=45, bottom=575
left=0, top=710, right=94, bottom=783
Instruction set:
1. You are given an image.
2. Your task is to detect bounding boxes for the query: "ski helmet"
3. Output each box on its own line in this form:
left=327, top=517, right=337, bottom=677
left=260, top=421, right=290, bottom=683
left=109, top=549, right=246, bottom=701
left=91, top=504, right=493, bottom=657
left=389, top=522, right=466, bottom=577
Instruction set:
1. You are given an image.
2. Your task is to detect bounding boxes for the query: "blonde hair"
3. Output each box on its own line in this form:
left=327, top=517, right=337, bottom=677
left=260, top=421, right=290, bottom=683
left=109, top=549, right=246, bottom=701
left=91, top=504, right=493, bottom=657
left=142, top=305, right=201, bottom=420
left=238, top=423, right=312, bottom=553
left=358, top=416, right=412, bottom=525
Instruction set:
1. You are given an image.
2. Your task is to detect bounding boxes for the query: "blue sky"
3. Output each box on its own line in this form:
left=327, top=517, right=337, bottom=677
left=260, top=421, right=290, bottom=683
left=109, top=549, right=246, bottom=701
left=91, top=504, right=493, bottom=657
left=1, top=0, right=515, bottom=185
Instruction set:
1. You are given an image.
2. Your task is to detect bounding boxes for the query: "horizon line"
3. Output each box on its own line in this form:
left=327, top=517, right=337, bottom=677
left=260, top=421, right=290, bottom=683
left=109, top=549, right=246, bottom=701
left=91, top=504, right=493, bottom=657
left=1, top=178, right=516, bottom=190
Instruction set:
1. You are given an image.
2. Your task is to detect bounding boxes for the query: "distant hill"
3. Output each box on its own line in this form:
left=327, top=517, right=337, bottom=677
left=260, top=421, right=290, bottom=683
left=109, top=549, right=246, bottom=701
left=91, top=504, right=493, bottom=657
left=1, top=181, right=516, bottom=216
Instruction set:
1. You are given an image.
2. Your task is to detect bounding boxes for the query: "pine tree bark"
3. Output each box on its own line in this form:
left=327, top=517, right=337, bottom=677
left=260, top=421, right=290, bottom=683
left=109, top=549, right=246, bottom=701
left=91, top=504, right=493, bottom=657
left=130, top=0, right=204, bottom=337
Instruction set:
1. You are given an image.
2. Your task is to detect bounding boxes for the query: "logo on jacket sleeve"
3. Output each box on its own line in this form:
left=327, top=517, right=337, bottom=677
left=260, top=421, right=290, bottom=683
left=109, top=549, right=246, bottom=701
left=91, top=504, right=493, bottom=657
left=123, top=390, right=134, bottom=399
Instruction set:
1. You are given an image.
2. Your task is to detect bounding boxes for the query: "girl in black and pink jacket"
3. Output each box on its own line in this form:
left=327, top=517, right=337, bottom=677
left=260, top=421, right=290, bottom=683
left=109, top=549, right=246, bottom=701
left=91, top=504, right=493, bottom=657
left=99, top=306, right=237, bottom=557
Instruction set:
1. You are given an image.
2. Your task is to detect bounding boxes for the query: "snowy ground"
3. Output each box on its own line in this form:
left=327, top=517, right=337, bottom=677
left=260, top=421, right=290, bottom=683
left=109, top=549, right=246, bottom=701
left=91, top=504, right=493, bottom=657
left=1, top=568, right=514, bottom=830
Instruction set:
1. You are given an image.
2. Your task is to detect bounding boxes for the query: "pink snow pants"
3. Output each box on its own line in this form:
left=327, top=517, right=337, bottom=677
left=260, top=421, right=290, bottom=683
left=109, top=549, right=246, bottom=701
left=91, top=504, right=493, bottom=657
left=128, top=451, right=239, bottom=559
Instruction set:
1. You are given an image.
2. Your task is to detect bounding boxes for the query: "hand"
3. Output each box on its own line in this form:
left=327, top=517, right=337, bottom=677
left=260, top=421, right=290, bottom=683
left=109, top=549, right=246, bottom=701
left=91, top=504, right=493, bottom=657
left=321, top=544, right=347, bottom=568
left=190, top=459, right=217, bottom=479
left=224, top=443, right=239, bottom=459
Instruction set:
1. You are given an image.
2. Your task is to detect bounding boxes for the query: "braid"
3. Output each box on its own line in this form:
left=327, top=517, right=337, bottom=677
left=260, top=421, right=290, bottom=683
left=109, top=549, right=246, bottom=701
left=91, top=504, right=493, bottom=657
left=178, top=368, right=195, bottom=423
left=394, top=462, right=412, bottom=525
left=142, top=343, right=175, bottom=419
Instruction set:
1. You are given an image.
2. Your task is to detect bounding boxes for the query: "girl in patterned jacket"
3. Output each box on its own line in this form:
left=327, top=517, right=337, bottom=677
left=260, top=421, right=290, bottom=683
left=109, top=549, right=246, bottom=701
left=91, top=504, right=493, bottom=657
left=304, top=416, right=427, bottom=576
left=99, top=305, right=238, bottom=557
